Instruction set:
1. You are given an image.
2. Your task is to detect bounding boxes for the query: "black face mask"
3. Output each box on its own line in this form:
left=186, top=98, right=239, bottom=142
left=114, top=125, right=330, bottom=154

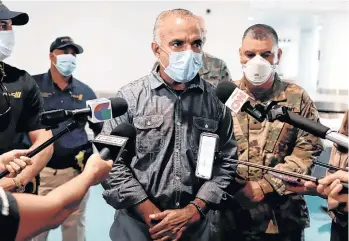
left=0, top=84, right=12, bottom=132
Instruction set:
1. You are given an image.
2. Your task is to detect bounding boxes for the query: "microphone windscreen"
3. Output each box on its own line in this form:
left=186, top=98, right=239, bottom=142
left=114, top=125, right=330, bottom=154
left=110, top=122, right=136, bottom=139
left=110, top=97, right=128, bottom=118
left=216, top=81, right=238, bottom=103
left=110, top=123, right=137, bottom=161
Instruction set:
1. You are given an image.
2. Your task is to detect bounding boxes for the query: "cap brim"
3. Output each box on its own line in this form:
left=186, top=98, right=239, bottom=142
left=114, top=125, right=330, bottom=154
left=57, top=43, right=84, bottom=54
left=0, top=11, right=29, bottom=26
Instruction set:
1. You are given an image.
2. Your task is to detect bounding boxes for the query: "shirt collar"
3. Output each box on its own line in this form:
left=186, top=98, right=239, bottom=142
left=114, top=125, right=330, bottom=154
left=48, top=70, right=75, bottom=91
left=150, top=64, right=204, bottom=92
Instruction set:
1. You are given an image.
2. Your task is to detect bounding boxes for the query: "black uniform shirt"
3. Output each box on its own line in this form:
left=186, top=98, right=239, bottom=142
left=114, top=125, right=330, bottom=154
left=0, top=63, right=44, bottom=153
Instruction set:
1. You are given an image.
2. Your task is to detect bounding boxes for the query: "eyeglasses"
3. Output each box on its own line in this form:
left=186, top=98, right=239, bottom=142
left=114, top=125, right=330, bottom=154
left=0, top=83, right=11, bottom=118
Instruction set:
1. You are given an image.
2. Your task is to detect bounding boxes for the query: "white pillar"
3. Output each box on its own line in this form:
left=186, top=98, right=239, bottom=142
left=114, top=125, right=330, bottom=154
left=297, top=25, right=320, bottom=95
left=317, top=12, right=349, bottom=93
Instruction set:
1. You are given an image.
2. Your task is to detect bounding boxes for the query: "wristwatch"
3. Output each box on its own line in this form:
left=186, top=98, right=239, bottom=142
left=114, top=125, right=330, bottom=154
left=12, top=177, right=25, bottom=193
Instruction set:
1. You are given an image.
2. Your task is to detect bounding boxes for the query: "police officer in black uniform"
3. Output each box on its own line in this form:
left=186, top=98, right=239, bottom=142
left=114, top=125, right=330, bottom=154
left=0, top=3, right=53, bottom=194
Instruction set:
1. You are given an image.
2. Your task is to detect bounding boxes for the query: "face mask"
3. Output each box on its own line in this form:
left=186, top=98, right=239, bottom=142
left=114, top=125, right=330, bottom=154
left=0, top=30, right=15, bottom=61
left=160, top=48, right=203, bottom=83
left=54, top=54, right=77, bottom=77
left=242, top=55, right=276, bottom=86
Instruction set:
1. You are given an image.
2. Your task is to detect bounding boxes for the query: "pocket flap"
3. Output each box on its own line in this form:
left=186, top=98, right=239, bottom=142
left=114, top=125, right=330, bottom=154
left=193, top=117, right=218, bottom=132
left=134, top=115, right=164, bottom=129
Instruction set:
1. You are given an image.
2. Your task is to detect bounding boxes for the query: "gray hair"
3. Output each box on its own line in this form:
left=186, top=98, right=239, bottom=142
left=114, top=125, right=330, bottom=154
left=242, top=24, right=279, bottom=47
left=153, top=8, right=197, bottom=44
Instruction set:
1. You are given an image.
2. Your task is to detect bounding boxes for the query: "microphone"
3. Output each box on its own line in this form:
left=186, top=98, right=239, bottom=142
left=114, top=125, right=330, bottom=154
left=225, top=157, right=348, bottom=194
left=93, top=123, right=137, bottom=161
left=264, top=104, right=349, bottom=150
left=0, top=99, right=129, bottom=179
left=40, top=97, right=128, bottom=127
left=216, top=81, right=265, bottom=122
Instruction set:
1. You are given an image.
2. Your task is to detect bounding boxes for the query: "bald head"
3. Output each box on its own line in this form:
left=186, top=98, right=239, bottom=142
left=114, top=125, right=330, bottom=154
left=153, top=8, right=199, bottom=44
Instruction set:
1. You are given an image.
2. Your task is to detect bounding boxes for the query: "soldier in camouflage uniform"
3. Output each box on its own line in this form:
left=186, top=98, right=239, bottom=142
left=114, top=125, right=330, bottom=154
left=152, top=15, right=231, bottom=87
left=222, top=24, right=324, bottom=241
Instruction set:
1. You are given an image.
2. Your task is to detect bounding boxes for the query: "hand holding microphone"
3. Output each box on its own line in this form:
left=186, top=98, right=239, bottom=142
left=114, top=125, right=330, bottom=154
left=304, top=170, right=348, bottom=212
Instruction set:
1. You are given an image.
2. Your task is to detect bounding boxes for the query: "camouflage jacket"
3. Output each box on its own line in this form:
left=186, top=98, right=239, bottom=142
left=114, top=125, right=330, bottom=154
left=152, top=52, right=231, bottom=87
left=226, top=75, right=324, bottom=234
left=199, top=52, right=231, bottom=87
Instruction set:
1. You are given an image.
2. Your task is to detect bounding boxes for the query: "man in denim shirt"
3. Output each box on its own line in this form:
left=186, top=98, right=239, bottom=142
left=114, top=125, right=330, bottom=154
left=101, top=8, right=240, bottom=241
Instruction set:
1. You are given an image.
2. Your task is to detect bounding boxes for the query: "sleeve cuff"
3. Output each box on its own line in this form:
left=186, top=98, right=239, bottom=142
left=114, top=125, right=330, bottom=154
left=196, top=181, right=224, bottom=205
left=102, top=179, right=148, bottom=210
left=264, top=174, right=287, bottom=195
left=258, top=178, right=274, bottom=194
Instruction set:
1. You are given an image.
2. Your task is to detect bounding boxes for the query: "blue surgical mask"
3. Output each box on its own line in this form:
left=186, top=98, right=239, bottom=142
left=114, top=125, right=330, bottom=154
left=53, top=54, right=77, bottom=77
left=160, top=48, right=203, bottom=83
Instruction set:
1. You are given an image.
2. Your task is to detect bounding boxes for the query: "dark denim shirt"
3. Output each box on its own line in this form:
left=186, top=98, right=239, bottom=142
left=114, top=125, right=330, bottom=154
left=102, top=69, right=238, bottom=211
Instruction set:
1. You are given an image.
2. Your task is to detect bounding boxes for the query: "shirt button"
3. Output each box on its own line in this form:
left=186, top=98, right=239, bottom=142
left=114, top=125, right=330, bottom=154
left=178, top=96, right=181, bottom=100
left=176, top=202, right=180, bottom=207
left=61, top=100, right=64, bottom=103
left=205, top=124, right=208, bottom=128
left=147, top=121, right=151, bottom=126
left=176, top=122, right=181, bottom=126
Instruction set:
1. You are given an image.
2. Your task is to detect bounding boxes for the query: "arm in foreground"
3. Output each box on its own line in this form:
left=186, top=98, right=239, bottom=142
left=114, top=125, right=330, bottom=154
left=14, top=153, right=112, bottom=241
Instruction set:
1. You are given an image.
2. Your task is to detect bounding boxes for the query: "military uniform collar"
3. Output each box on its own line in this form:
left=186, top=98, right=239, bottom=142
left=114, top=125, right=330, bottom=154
left=237, top=73, right=287, bottom=104
left=199, top=52, right=210, bottom=76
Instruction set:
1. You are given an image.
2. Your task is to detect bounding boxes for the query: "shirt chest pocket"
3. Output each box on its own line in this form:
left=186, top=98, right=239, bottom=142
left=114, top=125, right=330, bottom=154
left=190, top=117, right=219, bottom=153
left=133, top=115, right=164, bottom=154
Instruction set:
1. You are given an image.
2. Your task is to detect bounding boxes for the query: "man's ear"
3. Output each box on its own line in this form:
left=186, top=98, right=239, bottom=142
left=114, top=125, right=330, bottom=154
left=49, top=52, right=54, bottom=61
left=276, top=48, right=283, bottom=65
left=151, top=42, right=160, bottom=58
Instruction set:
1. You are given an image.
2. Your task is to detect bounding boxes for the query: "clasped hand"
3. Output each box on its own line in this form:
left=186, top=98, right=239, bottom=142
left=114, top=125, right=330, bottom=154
left=148, top=204, right=200, bottom=241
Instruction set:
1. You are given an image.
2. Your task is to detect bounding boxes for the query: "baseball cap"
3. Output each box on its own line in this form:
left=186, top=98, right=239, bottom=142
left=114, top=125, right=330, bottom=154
left=0, top=2, right=29, bottom=26
left=50, top=36, right=84, bottom=54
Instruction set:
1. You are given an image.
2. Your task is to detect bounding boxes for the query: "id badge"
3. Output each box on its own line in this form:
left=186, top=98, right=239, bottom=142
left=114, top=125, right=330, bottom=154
left=195, top=132, right=219, bottom=180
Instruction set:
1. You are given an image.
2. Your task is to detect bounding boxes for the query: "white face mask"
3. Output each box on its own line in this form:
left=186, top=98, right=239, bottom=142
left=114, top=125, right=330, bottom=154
left=242, top=55, right=276, bottom=86
left=0, top=30, right=14, bottom=61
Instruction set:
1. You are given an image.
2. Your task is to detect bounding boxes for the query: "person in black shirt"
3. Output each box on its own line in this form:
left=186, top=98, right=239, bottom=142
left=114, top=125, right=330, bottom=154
left=0, top=3, right=53, bottom=194
left=0, top=153, right=112, bottom=241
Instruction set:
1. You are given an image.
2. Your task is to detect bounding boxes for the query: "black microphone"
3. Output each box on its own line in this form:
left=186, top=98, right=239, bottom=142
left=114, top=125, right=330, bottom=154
left=40, top=97, right=128, bottom=127
left=93, top=123, right=137, bottom=161
left=265, top=104, right=349, bottom=150
left=216, top=81, right=265, bottom=122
